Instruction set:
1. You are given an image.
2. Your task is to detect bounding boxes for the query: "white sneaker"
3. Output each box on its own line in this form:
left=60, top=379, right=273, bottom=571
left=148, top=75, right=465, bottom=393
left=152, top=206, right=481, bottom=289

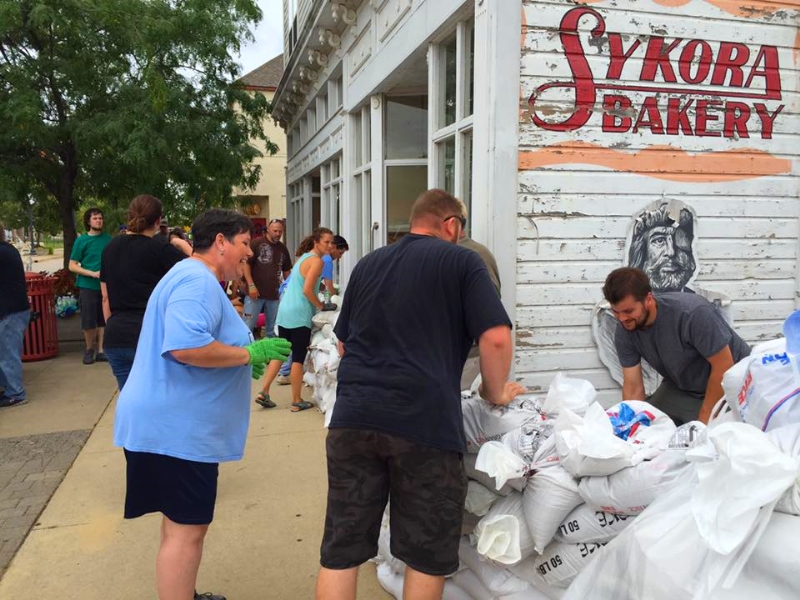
left=276, top=375, right=291, bottom=385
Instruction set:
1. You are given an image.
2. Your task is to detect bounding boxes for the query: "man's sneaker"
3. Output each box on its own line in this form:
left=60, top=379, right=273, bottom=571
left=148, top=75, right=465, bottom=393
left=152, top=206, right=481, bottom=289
left=83, top=349, right=95, bottom=365
left=95, top=352, right=108, bottom=362
left=0, top=396, right=28, bottom=409
left=194, top=592, right=226, bottom=600
left=276, top=375, right=291, bottom=385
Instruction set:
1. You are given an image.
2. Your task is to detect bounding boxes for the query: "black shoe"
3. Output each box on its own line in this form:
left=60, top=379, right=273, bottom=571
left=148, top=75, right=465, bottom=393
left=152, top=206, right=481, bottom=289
left=95, top=352, right=108, bottom=362
left=83, top=349, right=95, bottom=365
left=194, top=592, right=227, bottom=600
left=0, top=396, right=27, bottom=408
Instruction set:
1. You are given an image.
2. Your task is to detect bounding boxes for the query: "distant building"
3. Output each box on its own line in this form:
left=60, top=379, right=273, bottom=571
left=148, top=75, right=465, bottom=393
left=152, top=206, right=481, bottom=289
left=234, top=54, right=288, bottom=230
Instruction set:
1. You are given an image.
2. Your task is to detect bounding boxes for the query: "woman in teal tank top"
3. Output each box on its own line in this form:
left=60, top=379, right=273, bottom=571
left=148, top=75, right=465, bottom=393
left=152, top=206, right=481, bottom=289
left=256, top=227, right=334, bottom=411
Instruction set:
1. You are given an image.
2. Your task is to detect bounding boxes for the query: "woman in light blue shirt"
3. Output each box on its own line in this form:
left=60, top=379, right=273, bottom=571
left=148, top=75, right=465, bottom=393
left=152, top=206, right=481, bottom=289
left=113, top=209, right=291, bottom=600
left=256, top=227, right=334, bottom=411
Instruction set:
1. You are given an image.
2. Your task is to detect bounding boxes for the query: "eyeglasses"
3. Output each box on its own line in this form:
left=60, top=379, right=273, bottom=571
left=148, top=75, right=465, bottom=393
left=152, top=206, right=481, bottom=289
left=443, top=214, right=467, bottom=229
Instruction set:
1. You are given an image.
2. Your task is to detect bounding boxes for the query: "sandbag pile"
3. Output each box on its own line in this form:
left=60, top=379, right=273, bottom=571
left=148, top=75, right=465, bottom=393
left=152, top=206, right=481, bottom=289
left=304, top=295, right=342, bottom=427
left=376, top=373, right=693, bottom=599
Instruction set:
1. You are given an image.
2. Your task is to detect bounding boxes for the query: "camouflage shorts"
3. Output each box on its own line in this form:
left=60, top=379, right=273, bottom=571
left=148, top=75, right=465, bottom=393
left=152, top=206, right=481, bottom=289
left=320, top=428, right=467, bottom=576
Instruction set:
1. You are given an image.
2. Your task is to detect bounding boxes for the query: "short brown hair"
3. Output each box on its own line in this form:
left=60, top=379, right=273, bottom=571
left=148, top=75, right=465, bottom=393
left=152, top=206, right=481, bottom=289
left=409, top=189, right=464, bottom=226
left=603, top=267, right=652, bottom=304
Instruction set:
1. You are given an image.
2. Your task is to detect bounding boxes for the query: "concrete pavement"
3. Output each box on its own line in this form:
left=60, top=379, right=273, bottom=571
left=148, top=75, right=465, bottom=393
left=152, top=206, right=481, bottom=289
left=0, top=346, right=388, bottom=599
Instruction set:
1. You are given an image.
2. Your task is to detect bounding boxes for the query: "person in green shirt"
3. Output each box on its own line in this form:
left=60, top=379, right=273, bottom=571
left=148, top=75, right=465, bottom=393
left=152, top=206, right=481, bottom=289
left=69, top=208, right=112, bottom=365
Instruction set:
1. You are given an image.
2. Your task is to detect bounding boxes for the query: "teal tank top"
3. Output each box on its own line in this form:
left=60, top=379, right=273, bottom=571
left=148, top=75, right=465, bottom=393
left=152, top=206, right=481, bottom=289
left=276, top=252, right=320, bottom=329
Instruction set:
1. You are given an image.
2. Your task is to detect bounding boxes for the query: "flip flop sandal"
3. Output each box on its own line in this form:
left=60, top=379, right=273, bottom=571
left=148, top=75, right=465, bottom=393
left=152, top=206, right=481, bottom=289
left=255, top=393, right=277, bottom=409
left=291, top=400, right=314, bottom=412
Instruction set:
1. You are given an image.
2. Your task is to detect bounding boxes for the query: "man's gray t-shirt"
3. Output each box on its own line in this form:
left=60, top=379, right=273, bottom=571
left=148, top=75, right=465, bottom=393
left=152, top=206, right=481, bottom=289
left=614, top=292, right=751, bottom=396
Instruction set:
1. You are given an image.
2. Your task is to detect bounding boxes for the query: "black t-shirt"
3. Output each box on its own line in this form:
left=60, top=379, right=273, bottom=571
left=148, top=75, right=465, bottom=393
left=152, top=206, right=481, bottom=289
left=0, top=242, right=29, bottom=318
left=331, top=234, right=512, bottom=453
left=100, top=234, right=186, bottom=348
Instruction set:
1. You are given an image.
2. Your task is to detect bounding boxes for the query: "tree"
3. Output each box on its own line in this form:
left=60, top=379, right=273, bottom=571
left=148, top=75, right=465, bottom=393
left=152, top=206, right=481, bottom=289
left=0, top=0, right=277, bottom=268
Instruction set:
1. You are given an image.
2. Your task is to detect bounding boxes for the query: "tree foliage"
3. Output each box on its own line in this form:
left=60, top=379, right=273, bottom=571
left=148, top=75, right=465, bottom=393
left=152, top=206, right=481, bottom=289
left=0, top=0, right=277, bottom=266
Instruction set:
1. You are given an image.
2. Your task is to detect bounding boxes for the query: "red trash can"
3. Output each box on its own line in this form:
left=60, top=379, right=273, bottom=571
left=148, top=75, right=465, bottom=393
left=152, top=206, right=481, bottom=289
left=22, top=273, right=59, bottom=362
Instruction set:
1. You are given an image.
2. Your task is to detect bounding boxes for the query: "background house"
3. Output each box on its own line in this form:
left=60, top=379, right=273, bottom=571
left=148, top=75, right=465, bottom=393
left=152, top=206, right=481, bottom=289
left=234, top=54, right=288, bottom=230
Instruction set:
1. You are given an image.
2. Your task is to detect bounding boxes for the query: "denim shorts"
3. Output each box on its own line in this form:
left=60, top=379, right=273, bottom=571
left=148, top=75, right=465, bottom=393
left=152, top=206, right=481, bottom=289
left=320, top=428, right=466, bottom=576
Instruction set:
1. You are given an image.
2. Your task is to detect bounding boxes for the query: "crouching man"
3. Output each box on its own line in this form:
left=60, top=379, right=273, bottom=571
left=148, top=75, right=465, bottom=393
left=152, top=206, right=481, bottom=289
left=603, top=267, right=750, bottom=425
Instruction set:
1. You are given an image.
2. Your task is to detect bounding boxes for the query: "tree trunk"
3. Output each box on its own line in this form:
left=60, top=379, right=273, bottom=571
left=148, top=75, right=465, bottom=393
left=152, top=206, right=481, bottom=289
left=59, top=143, right=79, bottom=271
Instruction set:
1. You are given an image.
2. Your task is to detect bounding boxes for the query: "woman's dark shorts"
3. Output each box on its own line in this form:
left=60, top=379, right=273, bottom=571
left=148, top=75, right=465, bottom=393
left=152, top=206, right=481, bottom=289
left=278, top=325, right=312, bottom=364
left=320, top=428, right=467, bottom=576
left=124, top=450, right=219, bottom=525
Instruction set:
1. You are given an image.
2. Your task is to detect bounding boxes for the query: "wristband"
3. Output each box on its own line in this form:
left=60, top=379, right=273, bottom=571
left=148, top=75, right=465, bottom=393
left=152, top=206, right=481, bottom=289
left=248, top=284, right=256, bottom=288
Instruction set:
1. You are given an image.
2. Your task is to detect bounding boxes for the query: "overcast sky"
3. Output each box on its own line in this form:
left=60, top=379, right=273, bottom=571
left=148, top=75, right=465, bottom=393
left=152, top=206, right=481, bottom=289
left=237, top=0, right=285, bottom=76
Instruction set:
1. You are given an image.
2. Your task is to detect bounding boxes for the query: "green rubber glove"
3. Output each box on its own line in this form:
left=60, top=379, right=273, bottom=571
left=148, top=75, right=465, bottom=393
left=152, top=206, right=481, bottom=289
left=246, top=337, right=292, bottom=365
left=251, top=362, right=265, bottom=380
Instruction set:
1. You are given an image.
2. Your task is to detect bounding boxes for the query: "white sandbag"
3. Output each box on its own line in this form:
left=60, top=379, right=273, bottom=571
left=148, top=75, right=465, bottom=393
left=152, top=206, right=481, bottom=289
left=555, top=402, right=675, bottom=477
left=767, top=423, right=800, bottom=515
left=474, top=492, right=535, bottom=565
left=376, top=562, right=403, bottom=599
left=475, top=441, right=529, bottom=491
left=707, top=512, right=800, bottom=600
left=722, top=338, right=784, bottom=413
left=523, top=464, right=582, bottom=553
left=554, top=504, right=634, bottom=544
left=310, top=330, right=327, bottom=347
left=578, top=449, right=690, bottom=515
left=463, top=395, right=545, bottom=453
left=510, top=541, right=606, bottom=591
left=564, top=423, right=800, bottom=600
left=502, top=420, right=554, bottom=465
left=376, top=511, right=405, bottom=575
left=465, top=480, right=500, bottom=517
left=445, top=569, right=493, bottom=600
left=464, top=452, right=514, bottom=496
left=321, top=322, right=334, bottom=339
left=312, top=309, right=339, bottom=327
left=458, top=537, right=530, bottom=596
left=302, top=371, right=316, bottom=387
left=542, top=373, right=596, bottom=418
left=734, top=340, right=800, bottom=432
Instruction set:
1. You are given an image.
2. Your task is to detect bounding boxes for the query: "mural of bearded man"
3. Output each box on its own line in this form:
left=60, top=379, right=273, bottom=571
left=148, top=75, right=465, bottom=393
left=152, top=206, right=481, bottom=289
left=627, top=200, right=697, bottom=292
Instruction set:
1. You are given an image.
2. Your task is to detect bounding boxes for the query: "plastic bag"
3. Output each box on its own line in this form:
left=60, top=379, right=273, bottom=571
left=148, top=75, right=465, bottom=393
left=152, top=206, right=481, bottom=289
left=734, top=341, right=800, bottom=432
left=475, top=441, right=528, bottom=491
left=766, top=424, right=800, bottom=516
left=523, top=464, right=582, bottom=553
left=555, top=402, right=675, bottom=477
left=542, top=373, right=596, bottom=417
left=463, top=395, right=545, bottom=453
left=554, top=503, right=634, bottom=544
left=578, top=449, right=690, bottom=515
left=465, top=480, right=500, bottom=517
left=464, top=452, right=514, bottom=496
left=502, top=420, right=554, bottom=465
left=564, top=423, right=800, bottom=600
left=474, top=492, right=535, bottom=565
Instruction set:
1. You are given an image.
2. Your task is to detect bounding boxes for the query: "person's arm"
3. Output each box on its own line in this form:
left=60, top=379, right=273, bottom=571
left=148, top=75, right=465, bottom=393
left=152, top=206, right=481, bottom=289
left=477, top=324, right=525, bottom=406
left=337, top=341, right=345, bottom=356
left=69, top=259, right=99, bottom=279
left=698, top=346, right=735, bottom=424
left=170, top=237, right=192, bottom=256
left=323, top=277, right=338, bottom=296
left=100, top=282, right=111, bottom=322
left=621, top=365, right=646, bottom=400
left=170, top=340, right=250, bottom=368
left=243, top=262, right=258, bottom=300
left=302, top=257, right=325, bottom=310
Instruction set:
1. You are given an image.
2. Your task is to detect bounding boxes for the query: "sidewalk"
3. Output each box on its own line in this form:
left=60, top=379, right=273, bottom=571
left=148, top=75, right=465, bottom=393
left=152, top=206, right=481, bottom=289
left=0, top=347, right=387, bottom=599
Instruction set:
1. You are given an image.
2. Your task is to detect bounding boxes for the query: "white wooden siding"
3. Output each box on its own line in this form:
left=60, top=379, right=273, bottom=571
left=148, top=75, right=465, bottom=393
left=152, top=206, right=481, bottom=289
left=517, top=0, right=800, bottom=398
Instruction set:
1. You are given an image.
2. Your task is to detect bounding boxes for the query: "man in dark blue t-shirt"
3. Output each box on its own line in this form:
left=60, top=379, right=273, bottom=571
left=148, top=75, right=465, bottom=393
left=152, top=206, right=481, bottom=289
left=316, top=189, right=524, bottom=600
left=0, top=225, right=30, bottom=408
